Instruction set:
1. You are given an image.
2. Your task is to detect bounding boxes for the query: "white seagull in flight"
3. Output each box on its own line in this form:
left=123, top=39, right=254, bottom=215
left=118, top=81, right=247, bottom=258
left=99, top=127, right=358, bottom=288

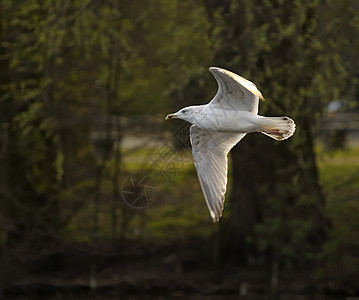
left=165, top=67, right=296, bottom=222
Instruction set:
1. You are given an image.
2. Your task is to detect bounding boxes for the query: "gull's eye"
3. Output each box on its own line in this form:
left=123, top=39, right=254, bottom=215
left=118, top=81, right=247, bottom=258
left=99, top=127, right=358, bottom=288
left=182, top=109, right=187, bottom=114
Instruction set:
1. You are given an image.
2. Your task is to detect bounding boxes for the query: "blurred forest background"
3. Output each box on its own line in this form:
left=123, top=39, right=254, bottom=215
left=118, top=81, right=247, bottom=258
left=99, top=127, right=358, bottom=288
left=1, top=0, right=359, bottom=299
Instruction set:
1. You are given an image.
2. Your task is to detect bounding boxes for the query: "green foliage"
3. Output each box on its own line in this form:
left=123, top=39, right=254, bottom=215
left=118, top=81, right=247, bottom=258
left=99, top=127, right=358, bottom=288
left=0, top=0, right=213, bottom=252
left=205, top=0, right=359, bottom=273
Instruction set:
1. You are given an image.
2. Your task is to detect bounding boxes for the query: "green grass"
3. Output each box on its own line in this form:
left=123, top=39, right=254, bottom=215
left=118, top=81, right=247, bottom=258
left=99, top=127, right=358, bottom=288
left=316, top=146, right=359, bottom=285
left=62, top=140, right=359, bottom=281
left=318, top=146, right=359, bottom=202
left=118, top=144, right=359, bottom=244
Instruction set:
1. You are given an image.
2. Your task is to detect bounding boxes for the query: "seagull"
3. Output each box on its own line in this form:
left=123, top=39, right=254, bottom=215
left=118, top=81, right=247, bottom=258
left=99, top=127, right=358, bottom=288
left=165, top=67, right=296, bottom=222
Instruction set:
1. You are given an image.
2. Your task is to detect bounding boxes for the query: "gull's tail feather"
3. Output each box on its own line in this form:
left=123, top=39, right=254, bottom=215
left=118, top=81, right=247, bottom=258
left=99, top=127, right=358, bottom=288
left=260, top=116, right=296, bottom=141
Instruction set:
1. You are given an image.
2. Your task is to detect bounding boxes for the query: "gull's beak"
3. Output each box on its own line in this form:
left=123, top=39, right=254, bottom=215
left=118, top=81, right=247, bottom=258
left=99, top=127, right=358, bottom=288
left=165, top=113, right=176, bottom=120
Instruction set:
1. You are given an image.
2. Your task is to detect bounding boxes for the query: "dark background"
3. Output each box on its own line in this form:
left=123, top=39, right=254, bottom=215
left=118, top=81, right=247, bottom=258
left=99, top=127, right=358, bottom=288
left=1, top=1, right=359, bottom=299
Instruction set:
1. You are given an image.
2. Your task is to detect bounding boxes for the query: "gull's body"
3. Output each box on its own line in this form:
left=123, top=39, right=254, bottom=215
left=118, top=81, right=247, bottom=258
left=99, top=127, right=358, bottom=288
left=166, top=67, right=296, bottom=222
left=185, top=106, right=268, bottom=133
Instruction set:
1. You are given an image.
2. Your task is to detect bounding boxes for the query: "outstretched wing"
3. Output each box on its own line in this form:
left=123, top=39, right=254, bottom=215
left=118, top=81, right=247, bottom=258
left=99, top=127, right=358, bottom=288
left=190, top=125, right=245, bottom=222
left=209, top=67, right=264, bottom=114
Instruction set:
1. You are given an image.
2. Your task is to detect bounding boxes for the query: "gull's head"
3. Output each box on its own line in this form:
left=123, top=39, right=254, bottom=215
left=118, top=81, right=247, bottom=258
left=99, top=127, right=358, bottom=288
left=165, top=107, right=196, bottom=122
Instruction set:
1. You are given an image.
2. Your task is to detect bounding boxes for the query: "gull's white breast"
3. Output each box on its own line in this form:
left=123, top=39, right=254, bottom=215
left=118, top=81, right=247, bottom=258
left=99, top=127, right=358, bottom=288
left=193, top=106, right=262, bottom=133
